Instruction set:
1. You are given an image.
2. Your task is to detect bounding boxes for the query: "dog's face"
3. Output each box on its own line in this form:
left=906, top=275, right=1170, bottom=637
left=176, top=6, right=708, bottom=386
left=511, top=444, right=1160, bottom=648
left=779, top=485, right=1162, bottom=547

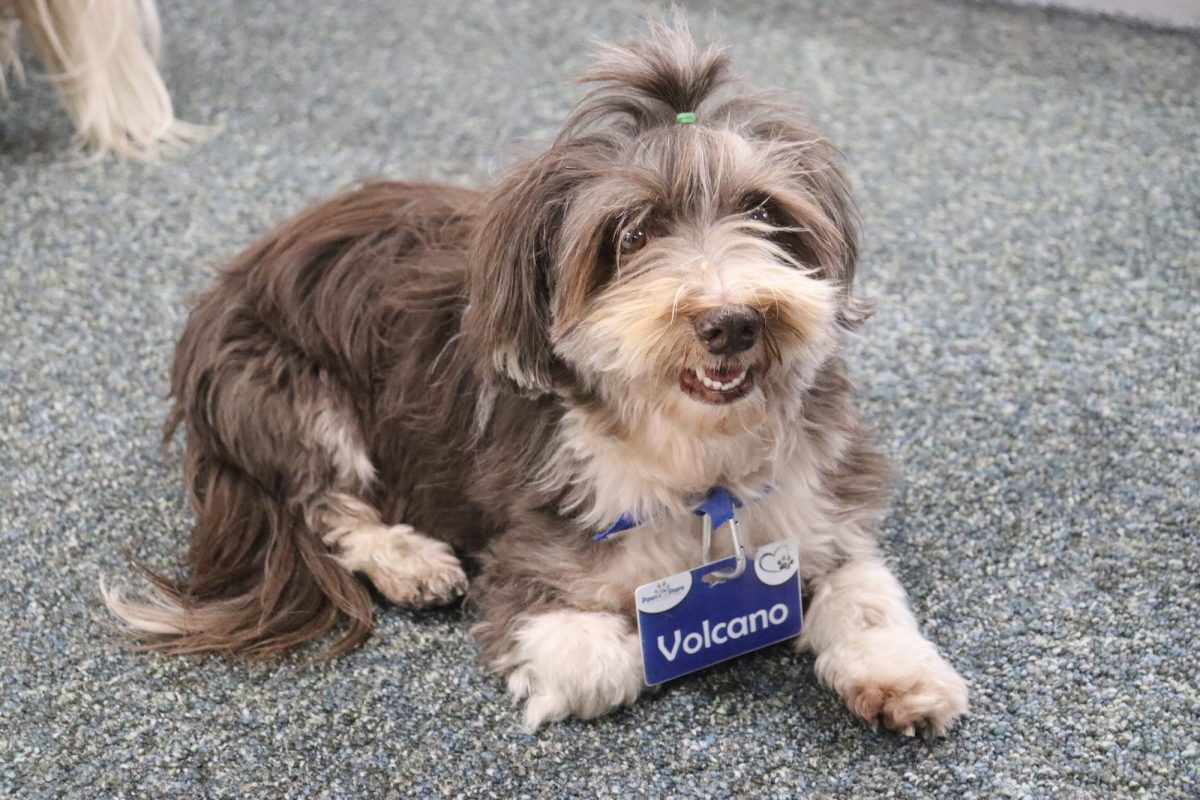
left=465, top=27, right=866, bottom=433
left=550, top=125, right=851, bottom=431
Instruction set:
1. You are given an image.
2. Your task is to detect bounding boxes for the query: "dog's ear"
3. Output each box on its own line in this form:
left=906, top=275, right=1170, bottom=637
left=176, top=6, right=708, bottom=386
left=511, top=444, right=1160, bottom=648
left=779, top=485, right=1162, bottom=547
left=808, top=153, right=874, bottom=331
left=749, top=115, right=873, bottom=330
left=464, top=153, right=571, bottom=396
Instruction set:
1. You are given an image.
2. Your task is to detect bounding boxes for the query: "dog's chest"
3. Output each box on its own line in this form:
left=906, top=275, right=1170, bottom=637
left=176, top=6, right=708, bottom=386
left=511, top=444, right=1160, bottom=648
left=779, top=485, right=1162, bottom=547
left=558, top=406, right=782, bottom=531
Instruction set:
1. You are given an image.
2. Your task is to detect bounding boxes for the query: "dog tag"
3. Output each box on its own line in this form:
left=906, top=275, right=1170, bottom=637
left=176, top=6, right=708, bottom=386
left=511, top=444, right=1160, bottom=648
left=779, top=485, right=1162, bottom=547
left=635, top=540, right=802, bottom=685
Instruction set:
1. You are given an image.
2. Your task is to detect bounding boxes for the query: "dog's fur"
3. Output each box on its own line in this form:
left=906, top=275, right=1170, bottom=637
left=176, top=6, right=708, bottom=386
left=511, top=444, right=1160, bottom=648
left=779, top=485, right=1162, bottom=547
left=105, top=21, right=968, bottom=735
left=0, top=0, right=198, bottom=158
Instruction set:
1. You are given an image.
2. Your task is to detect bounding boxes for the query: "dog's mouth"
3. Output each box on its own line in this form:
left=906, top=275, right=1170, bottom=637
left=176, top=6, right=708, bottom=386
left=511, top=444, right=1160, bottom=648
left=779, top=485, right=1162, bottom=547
left=679, top=364, right=757, bottom=405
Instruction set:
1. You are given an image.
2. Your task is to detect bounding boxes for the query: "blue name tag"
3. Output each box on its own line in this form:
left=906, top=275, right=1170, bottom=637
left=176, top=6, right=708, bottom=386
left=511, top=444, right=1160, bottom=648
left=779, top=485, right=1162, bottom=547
left=635, top=540, right=803, bottom=685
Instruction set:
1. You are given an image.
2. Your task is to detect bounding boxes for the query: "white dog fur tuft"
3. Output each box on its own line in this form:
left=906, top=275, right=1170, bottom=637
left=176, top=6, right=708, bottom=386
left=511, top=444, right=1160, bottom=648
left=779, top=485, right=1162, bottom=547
left=1, top=0, right=202, bottom=159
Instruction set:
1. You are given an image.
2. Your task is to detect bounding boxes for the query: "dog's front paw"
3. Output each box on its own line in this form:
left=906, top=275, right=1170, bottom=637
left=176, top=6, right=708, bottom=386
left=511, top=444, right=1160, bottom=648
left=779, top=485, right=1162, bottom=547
left=342, top=524, right=468, bottom=608
left=816, top=630, right=968, bottom=737
left=499, top=610, right=644, bottom=731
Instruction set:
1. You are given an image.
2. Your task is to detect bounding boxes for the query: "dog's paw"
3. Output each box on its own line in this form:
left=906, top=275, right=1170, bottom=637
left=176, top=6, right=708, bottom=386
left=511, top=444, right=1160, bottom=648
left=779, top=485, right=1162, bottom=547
left=499, top=610, right=644, bottom=732
left=816, top=630, right=968, bottom=737
left=342, top=524, right=467, bottom=608
left=842, top=667, right=967, bottom=737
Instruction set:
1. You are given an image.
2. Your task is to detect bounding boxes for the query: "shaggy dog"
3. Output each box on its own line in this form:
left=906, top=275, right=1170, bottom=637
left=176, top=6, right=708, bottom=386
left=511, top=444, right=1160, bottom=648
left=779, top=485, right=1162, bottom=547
left=105, top=21, right=968, bottom=735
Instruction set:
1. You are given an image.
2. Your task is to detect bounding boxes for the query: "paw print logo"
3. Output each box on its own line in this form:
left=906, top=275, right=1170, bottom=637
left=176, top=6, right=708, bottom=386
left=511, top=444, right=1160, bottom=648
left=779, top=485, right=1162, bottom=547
left=757, top=546, right=793, bottom=573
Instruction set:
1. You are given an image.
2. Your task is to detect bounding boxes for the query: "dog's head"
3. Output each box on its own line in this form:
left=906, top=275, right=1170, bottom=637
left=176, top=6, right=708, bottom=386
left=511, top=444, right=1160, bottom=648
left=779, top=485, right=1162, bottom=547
left=464, top=20, right=868, bottom=430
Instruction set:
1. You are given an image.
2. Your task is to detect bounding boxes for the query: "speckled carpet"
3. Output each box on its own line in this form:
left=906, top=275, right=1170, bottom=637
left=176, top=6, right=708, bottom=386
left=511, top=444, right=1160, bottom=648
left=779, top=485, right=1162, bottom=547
left=1, top=1, right=1197, bottom=797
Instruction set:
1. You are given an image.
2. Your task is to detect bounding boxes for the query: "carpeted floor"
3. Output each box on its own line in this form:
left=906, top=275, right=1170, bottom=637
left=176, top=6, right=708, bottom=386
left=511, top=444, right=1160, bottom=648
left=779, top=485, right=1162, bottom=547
left=1, top=1, right=1196, bottom=797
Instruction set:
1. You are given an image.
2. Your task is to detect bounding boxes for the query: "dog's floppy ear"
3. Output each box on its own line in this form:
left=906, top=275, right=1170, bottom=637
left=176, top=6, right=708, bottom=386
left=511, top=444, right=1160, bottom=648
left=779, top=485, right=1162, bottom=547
left=464, top=152, right=572, bottom=396
left=749, top=114, right=873, bottom=330
left=809, top=155, right=874, bottom=331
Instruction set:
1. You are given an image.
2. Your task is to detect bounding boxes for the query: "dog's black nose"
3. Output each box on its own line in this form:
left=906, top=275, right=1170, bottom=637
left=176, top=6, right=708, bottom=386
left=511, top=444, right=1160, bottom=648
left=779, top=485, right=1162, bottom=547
left=693, top=305, right=762, bottom=355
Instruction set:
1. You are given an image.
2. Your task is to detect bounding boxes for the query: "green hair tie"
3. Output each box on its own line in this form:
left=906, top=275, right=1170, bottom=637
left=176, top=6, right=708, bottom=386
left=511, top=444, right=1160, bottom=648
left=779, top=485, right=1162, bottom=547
left=675, top=112, right=697, bottom=125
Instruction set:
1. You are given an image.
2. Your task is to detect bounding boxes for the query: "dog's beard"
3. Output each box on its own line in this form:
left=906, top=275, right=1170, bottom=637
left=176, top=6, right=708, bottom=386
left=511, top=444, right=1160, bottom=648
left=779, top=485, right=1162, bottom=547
left=554, top=226, right=839, bottom=433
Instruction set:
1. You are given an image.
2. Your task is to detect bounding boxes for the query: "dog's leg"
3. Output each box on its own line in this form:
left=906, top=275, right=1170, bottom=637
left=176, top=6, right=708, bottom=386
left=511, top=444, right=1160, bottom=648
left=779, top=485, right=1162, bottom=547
left=202, top=342, right=468, bottom=609
left=105, top=332, right=465, bottom=653
left=470, top=527, right=647, bottom=731
left=484, top=608, right=644, bottom=732
left=800, top=554, right=968, bottom=736
left=317, top=493, right=467, bottom=608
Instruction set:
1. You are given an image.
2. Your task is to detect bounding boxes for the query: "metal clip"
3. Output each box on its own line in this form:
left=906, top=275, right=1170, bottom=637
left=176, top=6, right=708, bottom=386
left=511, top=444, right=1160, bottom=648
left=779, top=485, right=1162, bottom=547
left=702, top=512, right=747, bottom=583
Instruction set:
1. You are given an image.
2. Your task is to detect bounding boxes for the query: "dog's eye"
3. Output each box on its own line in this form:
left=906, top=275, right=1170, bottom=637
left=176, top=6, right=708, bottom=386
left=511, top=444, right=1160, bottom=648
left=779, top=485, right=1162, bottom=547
left=747, top=205, right=773, bottom=225
left=620, top=227, right=648, bottom=255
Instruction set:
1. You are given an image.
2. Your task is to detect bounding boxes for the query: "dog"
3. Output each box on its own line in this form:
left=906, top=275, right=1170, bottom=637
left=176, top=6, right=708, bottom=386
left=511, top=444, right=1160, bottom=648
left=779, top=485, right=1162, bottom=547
left=104, top=19, right=968, bottom=735
left=0, top=0, right=196, bottom=158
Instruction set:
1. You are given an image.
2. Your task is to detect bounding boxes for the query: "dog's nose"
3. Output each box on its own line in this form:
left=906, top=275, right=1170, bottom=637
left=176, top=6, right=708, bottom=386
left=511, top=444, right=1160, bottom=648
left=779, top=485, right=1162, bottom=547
left=693, top=305, right=762, bottom=355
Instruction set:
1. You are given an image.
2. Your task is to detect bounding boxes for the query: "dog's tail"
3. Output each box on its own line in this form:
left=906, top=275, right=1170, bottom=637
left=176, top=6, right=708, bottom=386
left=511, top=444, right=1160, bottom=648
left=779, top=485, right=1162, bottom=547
left=103, top=456, right=374, bottom=658
left=103, top=420, right=374, bottom=660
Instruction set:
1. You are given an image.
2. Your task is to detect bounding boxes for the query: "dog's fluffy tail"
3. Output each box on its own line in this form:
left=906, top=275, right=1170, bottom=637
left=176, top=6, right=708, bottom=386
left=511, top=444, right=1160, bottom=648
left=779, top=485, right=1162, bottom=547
left=104, top=451, right=374, bottom=658
left=3, top=0, right=203, bottom=159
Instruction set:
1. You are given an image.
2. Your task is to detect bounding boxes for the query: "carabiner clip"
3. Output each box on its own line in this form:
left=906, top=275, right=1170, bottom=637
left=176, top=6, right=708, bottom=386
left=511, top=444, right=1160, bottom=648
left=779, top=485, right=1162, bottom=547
left=702, top=511, right=747, bottom=583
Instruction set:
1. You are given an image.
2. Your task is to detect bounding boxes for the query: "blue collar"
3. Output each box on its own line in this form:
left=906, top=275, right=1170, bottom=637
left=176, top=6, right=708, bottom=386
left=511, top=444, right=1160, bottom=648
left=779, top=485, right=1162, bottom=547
left=593, top=486, right=744, bottom=542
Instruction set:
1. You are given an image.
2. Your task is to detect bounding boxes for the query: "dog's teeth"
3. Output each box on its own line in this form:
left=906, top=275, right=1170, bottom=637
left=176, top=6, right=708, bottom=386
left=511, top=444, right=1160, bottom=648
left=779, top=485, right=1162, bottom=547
left=693, top=365, right=749, bottom=392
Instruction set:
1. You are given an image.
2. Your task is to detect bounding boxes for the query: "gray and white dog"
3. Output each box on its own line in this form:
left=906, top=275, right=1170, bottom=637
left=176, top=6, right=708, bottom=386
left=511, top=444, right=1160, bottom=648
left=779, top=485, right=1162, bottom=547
left=106, top=20, right=968, bottom=735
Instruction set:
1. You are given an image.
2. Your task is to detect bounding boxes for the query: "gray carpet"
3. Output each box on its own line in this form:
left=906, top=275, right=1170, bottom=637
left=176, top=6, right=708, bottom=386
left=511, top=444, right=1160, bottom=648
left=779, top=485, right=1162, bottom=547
left=1, top=1, right=1197, bottom=797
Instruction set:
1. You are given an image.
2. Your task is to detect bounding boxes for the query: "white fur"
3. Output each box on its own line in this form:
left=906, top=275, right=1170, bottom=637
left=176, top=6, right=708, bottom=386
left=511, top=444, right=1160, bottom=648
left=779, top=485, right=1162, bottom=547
left=492, top=344, right=541, bottom=391
left=1, top=0, right=202, bottom=159
left=555, top=418, right=871, bottom=609
left=321, top=494, right=467, bottom=607
left=801, top=557, right=968, bottom=736
left=310, top=403, right=377, bottom=489
left=101, top=577, right=188, bottom=635
left=497, top=610, right=644, bottom=732
left=548, top=348, right=837, bottom=539
left=0, top=9, right=22, bottom=94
